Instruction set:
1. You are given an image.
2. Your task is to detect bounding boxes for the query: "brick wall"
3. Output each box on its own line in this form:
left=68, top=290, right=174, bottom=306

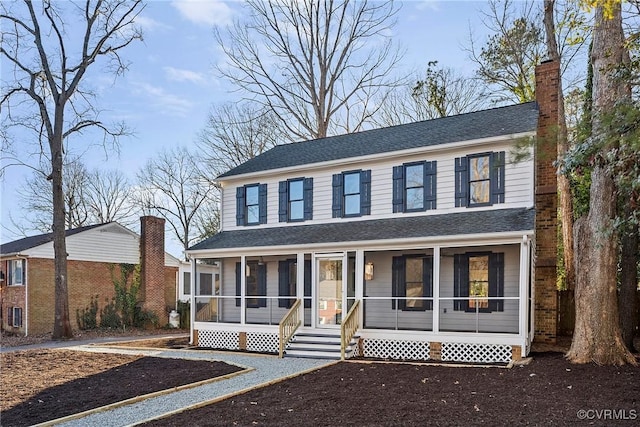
left=140, top=216, right=169, bottom=322
left=0, top=260, right=27, bottom=333
left=534, top=59, right=559, bottom=344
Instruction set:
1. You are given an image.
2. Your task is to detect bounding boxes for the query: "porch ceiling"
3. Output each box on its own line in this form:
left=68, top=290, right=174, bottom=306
left=189, top=208, right=534, bottom=252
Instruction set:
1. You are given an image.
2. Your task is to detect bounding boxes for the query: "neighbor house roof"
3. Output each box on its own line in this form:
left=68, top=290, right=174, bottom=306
left=218, top=102, right=538, bottom=179
left=0, top=223, right=107, bottom=256
left=189, top=208, right=534, bottom=252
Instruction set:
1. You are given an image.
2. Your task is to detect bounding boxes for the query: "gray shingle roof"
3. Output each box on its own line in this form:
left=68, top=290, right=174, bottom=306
left=189, top=208, right=534, bottom=251
left=218, top=102, right=538, bottom=178
left=0, top=223, right=108, bottom=255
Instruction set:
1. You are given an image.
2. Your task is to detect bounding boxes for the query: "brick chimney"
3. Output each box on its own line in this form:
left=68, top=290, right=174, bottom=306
left=140, top=216, right=166, bottom=323
left=533, top=59, right=559, bottom=344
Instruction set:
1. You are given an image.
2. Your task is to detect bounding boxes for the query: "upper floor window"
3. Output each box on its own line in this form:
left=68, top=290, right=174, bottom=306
left=279, top=178, right=313, bottom=222
left=236, top=183, right=267, bottom=226
left=7, top=260, right=25, bottom=286
left=455, top=152, right=505, bottom=207
left=392, top=255, right=433, bottom=311
left=332, top=170, right=371, bottom=218
left=453, top=252, right=504, bottom=313
left=392, top=161, right=437, bottom=213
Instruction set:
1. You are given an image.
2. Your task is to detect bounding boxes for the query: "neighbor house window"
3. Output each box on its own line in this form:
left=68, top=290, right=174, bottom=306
left=454, top=252, right=504, bottom=312
left=455, top=152, right=505, bottom=207
left=7, top=260, right=25, bottom=286
left=183, top=272, right=191, bottom=295
left=235, top=261, right=267, bottom=308
left=236, top=183, right=267, bottom=226
left=332, top=170, right=371, bottom=218
left=279, top=178, right=313, bottom=222
left=392, top=161, right=437, bottom=213
left=278, top=259, right=312, bottom=308
left=9, top=307, right=23, bottom=328
left=392, top=255, right=433, bottom=311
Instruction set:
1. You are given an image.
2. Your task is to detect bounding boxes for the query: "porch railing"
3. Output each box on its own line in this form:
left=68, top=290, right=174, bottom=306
left=195, top=300, right=217, bottom=322
left=278, top=299, right=301, bottom=358
left=340, top=300, right=361, bottom=360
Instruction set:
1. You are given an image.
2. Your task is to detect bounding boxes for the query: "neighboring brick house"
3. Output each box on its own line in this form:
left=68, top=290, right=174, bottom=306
left=0, top=216, right=180, bottom=336
left=184, top=60, right=559, bottom=363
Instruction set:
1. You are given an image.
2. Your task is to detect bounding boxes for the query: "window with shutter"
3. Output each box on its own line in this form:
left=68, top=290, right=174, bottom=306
left=391, top=255, right=433, bottom=311
left=332, top=170, right=371, bottom=218
left=8, top=260, right=25, bottom=286
left=394, top=161, right=437, bottom=213
left=454, top=252, right=504, bottom=313
left=455, top=152, right=505, bottom=208
left=238, top=184, right=267, bottom=225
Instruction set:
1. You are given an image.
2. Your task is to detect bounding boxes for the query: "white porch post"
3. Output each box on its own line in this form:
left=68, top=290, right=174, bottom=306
left=240, top=255, right=246, bottom=325
left=296, top=252, right=305, bottom=321
left=433, top=246, right=440, bottom=334
left=519, top=236, right=530, bottom=341
left=190, top=258, right=196, bottom=345
left=355, top=249, right=364, bottom=326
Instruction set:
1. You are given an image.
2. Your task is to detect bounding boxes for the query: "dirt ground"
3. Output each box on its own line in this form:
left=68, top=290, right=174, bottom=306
left=2, top=334, right=639, bottom=427
left=0, top=347, right=243, bottom=427
left=144, top=352, right=639, bottom=427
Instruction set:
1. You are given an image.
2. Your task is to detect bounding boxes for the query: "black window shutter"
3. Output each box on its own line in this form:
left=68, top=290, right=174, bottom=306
left=303, top=178, right=313, bottom=220
left=454, top=254, right=469, bottom=311
left=332, top=174, right=343, bottom=218
left=360, top=170, right=372, bottom=215
left=304, top=259, right=312, bottom=308
left=8, top=306, right=13, bottom=327
left=236, top=187, right=246, bottom=226
left=258, top=263, right=267, bottom=307
left=278, top=261, right=290, bottom=308
left=423, top=256, right=434, bottom=310
left=235, top=262, right=241, bottom=307
left=15, top=308, right=22, bottom=327
left=391, top=256, right=405, bottom=310
left=489, top=253, right=505, bottom=312
left=392, top=166, right=404, bottom=213
left=278, top=181, right=288, bottom=222
left=258, top=184, right=268, bottom=224
left=454, top=157, right=469, bottom=207
left=491, top=151, right=506, bottom=204
left=7, top=261, right=12, bottom=285
left=21, top=260, right=25, bottom=284
left=425, top=161, right=437, bottom=210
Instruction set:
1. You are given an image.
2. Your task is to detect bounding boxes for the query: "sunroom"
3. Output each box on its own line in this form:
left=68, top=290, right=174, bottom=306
left=186, top=208, right=534, bottom=363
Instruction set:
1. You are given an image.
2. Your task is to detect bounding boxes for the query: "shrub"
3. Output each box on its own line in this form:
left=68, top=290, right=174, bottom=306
left=76, top=295, right=99, bottom=330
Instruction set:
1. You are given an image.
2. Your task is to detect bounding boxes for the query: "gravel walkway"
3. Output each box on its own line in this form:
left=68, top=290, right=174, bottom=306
left=54, top=345, right=334, bottom=427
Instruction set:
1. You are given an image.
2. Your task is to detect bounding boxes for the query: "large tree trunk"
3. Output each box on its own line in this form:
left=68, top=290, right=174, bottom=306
left=619, top=213, right=638, bottom=351
left=51, top=112, right=72, bottom=339
left=566, top=4, right=635, bottom=365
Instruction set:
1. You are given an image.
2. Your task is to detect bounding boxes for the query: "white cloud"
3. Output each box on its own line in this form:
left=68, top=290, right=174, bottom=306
left=134, top=15, right=172, bottom=31
left=171, top=0, right=234, bottom=26
left=131, top=82, right=193, bottom=116
left=163, top=66, right=206, bottom=84
left=415, top=1, right=441, bottom=12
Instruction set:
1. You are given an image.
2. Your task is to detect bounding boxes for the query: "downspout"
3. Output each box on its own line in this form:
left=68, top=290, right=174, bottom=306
left=24, top=258, right=28, bottom=337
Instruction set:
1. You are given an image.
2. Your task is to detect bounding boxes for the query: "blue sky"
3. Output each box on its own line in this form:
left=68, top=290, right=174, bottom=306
left=1, top=0, right=489, bottom=256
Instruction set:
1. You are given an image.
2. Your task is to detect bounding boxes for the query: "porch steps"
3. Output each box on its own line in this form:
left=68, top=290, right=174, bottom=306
left=284, top=331, right=360, bottom=360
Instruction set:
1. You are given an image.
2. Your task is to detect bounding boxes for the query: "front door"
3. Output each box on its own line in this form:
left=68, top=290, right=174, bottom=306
left=316, top=257, right=343, bottom=327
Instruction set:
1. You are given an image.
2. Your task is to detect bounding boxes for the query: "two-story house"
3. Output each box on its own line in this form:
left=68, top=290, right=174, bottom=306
left=185, top=60, right=559, bottom=363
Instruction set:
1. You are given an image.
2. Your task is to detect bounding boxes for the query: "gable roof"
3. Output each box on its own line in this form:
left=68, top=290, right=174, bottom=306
left=218, top=102, right=538, bottom=179
left=0, top=223, right=107, bottom=256
left=189, top=208, right=534, bottom=252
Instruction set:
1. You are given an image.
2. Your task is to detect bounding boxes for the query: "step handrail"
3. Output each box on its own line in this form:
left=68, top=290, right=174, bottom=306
left=278, top=299, right=301, bottom=358
left=340, top=300, right=361, bottom=360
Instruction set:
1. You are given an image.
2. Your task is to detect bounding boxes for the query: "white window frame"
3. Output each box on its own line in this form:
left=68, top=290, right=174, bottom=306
left=8, top=259, right=25, bottom=286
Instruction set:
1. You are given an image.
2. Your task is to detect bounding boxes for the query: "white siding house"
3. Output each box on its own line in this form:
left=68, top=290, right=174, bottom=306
left=186, top=62, right=559, bottom=363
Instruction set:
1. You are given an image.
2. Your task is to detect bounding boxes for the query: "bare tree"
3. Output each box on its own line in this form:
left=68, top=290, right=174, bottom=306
left=1, top=0, right=144, bottom=338
left=215, top=0, right=404, bottom=140
left=373, top=62, right=487, bottom=127
left=566, top=2, right=636, bottom=365
left=86, top=168, right=136, bottom=226
left=136, top=146, right=218, bottom=258
left=198, top=103, right=285, bottom=176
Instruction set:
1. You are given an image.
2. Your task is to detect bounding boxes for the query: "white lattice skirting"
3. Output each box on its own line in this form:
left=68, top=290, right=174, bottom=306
left=441, top=342, right=512, bottom=363
left=363, top=338, right=430, bottom=360
left=197, top=330, right=239, bottom=350
left=246, top=332, right=279, bottom=353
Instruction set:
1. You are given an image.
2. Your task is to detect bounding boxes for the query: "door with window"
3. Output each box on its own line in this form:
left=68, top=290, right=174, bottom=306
left=316, top=256, right=344, bottom=327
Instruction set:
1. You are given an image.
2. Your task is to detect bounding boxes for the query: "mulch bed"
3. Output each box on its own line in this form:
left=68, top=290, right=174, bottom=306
left=144, top=352, right=639, bottom=427
left=1, top=349, right=243, bottom=427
